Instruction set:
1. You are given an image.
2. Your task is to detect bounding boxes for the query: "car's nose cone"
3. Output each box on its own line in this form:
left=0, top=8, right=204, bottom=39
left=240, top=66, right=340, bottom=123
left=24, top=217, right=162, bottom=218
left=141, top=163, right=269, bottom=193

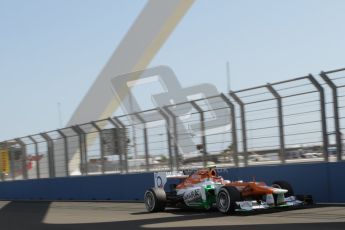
left=272, top=188, right=288, bottom=194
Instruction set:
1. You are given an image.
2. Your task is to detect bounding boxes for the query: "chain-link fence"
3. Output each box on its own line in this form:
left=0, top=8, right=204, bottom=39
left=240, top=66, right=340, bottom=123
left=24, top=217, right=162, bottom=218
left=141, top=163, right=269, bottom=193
left=0, top=68, right=344, bottom=181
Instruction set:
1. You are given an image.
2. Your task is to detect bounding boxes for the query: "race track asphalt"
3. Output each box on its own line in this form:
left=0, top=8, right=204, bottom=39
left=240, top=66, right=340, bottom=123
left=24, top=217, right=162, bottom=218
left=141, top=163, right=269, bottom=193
left=0, top=201, right=344, bottom=230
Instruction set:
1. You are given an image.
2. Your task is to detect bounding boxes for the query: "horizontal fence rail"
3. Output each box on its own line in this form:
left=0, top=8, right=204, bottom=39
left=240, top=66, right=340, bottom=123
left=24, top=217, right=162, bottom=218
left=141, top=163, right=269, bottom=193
left=0, top=68, right=344, bottom=181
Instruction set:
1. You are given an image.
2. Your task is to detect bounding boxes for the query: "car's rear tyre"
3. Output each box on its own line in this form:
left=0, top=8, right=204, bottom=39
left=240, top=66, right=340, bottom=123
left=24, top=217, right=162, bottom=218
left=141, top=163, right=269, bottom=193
left=144, top=188, right=166, bottom=212
left=216, top=186, right=241, bottom=214
left=272, top=181, right=294, bottom=197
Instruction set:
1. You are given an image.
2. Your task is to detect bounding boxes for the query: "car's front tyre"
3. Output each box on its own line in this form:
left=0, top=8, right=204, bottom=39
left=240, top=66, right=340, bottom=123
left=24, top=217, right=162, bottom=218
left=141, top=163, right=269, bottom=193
left=216, top=186, right=241, bottom=214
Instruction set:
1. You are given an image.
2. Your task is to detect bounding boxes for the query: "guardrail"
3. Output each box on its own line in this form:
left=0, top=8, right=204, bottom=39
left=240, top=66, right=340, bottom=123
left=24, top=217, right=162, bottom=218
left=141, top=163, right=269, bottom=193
left=0, top=68, right=344, bottom=181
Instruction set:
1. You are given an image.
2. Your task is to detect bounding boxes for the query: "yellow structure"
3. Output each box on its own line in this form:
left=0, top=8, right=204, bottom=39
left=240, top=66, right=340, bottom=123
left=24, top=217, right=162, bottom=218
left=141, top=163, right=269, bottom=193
left=0, top=148, right=10, bottom=174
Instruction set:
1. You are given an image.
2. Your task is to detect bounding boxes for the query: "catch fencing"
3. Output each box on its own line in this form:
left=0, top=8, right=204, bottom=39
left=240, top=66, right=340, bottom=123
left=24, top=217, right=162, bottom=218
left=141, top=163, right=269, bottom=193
left=0, top=68, right=344, bottom=181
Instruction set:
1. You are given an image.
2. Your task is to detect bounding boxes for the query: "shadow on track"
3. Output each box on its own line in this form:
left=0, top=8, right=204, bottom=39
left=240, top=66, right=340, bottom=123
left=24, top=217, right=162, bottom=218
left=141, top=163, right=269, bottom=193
left=132, top=204, right=324, bottom=216
left=0, top=201, right=344, bottom=230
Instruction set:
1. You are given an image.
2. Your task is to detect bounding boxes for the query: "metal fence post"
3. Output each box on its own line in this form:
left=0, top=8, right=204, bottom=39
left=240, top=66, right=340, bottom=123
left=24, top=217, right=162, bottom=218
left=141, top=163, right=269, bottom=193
left=107, top=118, right=124, bottom=173
left=230, top=91, right=248, bottom=166
left=56, top=130, right=70, bottom=177
left=320, top=71, right=342, bottom=161
left=112, top=117, right=129, bottom=173
left=134, top=113, right=150, bottom=172
left=190, top=101, right=207, bottom=167
left=308, top=74, right=329, bottom=161
left=15, top=138, right=28, bottom=180
left=266, top=84, right=286, bottom=163
left=71, top=126, right=88, bottom=175
left=158, top=109, right=174, bottom=171
left=163, top=106, right=180, bottom=170
left=219, top=93, right=239, bottom=166
left=28, top=136, right=40, bottom=179
left=40, top=133, right=56, bottom=178
left=90, top=122, right=105, bottom=174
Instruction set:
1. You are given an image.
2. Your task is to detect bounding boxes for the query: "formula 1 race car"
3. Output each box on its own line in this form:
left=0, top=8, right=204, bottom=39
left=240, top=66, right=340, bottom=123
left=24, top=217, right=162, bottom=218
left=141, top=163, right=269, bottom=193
left=144, top=167, right=312, bottom=214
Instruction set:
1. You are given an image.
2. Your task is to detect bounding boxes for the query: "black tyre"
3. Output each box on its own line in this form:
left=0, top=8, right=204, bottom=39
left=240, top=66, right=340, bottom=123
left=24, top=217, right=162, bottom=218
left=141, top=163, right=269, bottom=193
left=216, top=186, right=241, bottom=214
left=144, top=188, right=166, bottom=212
left=272, top=181, right=294, bottom=197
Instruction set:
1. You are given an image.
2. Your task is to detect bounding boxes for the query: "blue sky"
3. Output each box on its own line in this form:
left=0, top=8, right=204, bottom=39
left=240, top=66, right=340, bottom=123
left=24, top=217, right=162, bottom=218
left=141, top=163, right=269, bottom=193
left=0, top=0, right=345, bottom=141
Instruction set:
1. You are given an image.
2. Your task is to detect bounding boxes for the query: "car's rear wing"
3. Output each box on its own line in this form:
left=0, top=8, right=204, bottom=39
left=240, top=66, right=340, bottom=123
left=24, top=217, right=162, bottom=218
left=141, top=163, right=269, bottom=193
left=154, top=171, right=188, bottom=188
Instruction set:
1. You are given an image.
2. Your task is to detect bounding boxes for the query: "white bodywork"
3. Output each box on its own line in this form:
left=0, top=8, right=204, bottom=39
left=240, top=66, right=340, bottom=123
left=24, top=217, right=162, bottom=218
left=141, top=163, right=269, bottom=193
left=153, top=171, right=303, bottom=211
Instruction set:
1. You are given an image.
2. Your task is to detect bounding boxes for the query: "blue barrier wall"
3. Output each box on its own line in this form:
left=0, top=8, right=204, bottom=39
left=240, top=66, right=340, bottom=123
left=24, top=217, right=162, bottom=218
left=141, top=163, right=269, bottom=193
left=0, top=162, right=344, bottom=202
left=0, top=173, right=154, bottom=201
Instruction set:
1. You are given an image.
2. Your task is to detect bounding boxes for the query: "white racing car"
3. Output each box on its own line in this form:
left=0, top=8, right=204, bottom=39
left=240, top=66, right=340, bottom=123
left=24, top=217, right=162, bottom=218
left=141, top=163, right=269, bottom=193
left=144, top=167, right=313, bottom=214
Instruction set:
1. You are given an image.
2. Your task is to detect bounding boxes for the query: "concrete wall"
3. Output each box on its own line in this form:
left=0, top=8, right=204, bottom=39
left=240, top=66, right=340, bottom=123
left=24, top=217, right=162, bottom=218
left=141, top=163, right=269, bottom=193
left=0, top=162, right=344, bottom=202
